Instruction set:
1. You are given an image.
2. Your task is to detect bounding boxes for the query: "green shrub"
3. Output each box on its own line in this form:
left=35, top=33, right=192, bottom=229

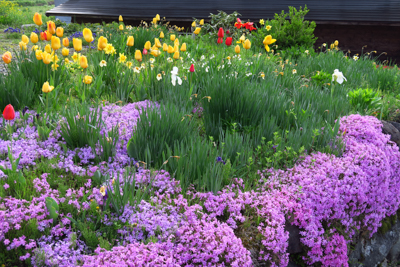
left=0, top=71, right=36, bottom=111
left=348, top=88, right=382, bottom=111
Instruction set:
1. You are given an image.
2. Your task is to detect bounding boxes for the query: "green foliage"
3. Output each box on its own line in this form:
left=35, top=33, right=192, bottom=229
left=198, top=10, right=242, bottom=37
left=348, top=88, right=382, bottom=111
left=45, top=197, right=59, bottom=221
left=311, top=71, right=332, bottom=88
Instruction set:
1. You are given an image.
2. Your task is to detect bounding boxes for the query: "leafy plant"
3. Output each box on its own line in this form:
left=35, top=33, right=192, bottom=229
left=348, top=88, right=382, bottom=111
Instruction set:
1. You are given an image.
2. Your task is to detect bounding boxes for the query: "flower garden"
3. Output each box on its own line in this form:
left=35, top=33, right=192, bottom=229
left=1, top=6, right=400, bottom=267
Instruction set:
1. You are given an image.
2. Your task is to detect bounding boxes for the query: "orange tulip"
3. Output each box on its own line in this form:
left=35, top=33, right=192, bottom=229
left=30, top=32, right=38, bottom=44
left=73, top=38, right=82, bottom=52
left=62, top=38, right=69, bottom=47
left=80, top=55, right=88, bottom=69
left=46, top=31, right=52, bottom=41
left=56, top=27, right=64, bottom=37
left=47, top=21, right=56, bottom=35
left=2, top=52, right=12, bottom=64
left=33, top=12, right=43, bottom=26
left=82, top=28, right=94, bottom=43
left=40, top=31, right=47, bottom=41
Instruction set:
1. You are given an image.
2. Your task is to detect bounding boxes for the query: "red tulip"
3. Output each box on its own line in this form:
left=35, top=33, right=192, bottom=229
left=225, top=37, right=233, bottom=46
left=3, top=104, right=15, bottom=121
left=218, top=27, right=224, bottom=38
left=217, top=38, right=223, bottom=44
left=143, top=48, right=148, bottom=55
left=189, top=64, right=195, bottom=72
left=226, top=30, right=230, bottom=35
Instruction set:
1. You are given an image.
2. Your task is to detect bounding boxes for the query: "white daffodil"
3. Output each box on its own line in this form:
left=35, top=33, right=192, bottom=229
left=133, top=66, right=141, bottom=73
left=171, top=66, right=182, bottom=86
left=156, top=73, right=162, bottom=81
left=332, top=69, right=347, bottom=84
left=99, top=60, right=107, bottom=67
left=149, top=58, right=155, bottom=63
left=167, top=57, right=173, bottom=63
left=353, top=55, right=359, bottom=61
left=292, top=69, right=297, bottom=74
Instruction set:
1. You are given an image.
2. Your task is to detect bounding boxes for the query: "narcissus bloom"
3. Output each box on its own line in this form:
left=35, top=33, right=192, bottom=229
left=21, top=35, right=29, bottom=44
left=200, top=19, right=204, bottom=25
left=97, top=36, right=108, bottom=51
left=135, top=50, right=142, bottom=62
left=83, top=28, right=94, bottom=43
left=3, top=104, right=15, bottom=120
left=259, top=19, right=265, bottom=25
left=218, top=28, right=224, bottom=38
left=62, top=38, right=69, bottom=47
left=83, top=75, right=93, bottom=84
left=189, top=64, right=194, bottom=72
left=144, top=41, right=151, bottom=50
left=51, top=36, right=61, bottom=50
left=42, top=82, right=54, bottom=93
left=62, top=48, right=69, bottom=56
left=170, top=34, right=176, bottom=41
left=157, top=73, right=162, bottom=81
left=263, top=35, right=276, bottom=52
left=193, top=27, right=201, bottom=35
left=235, top=45, right=240, bottom=54
left=225, top=37, right=233, bottom=46
left=47, top=21, right=56, bottom=34
left=180, top=43, right=187, bottom=52
left=265, top=25, right=272, bottom=31
left=160, top=31, right=164, bottom=38
left=80, top=55, right=88, bottom=69
left=127, top=36, right=134, bottom=46
left=73, top=38, right=82, bottom=52
left=243, top=39, right=251, bottom=50
left=119, top=53, right=127, bottom=63
left=33, top=12, right=43, bottom=26
left=2, top=52, right=12, bottom=64
left=30, top=32, right=38, bottom=44
left=332, top=69, right=347, bottom=84
left=99, top=60, right=107, bottom=67
left=56, top=27, right=64, bottom=37
left=119, top=15, right=123, bottom=22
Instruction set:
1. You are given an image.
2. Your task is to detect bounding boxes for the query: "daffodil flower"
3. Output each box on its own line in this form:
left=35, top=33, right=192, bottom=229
left=157, top=73, right=162, bottom=81
left=171, top=66, right=182, bottom=86
left=99, top=60, right=107, bottom=67
left=332, top=69, right=347, bottom=84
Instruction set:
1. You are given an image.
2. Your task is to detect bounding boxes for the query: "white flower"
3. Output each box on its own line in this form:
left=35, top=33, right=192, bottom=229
left=149, top=58, right=155, bottom=63
left=133, top=66, right=141, bottom=73
left=292, top=69, right=297, bottom=74
left=246, top=73, right=252, bottom=77
left=167, top=57, right=173, bottom=63
left=353, top=55, right=359, bottom=61
left=332, top=69, right=347, bottom=84
left=305, top=50, right=309, bottom=55
left=200, top=55, right=205, bottom=61
left=99, top=60, right=107, bottom=67
left=205, top=66, right=209, bottom=72
left=156, top=73, right=162, bottom=81
left=171, top=66, right=182, bottom=86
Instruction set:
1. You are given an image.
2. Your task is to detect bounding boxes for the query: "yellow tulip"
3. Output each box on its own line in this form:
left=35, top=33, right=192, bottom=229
left=2, top=51, right=12, bottom=64
left=330, top=43, right=335, bottom=50
left=21, top=35, right=29, bottom=44
left=154, top=38, right=161, bottom=48
left=152, top=17, right=158, bottom=25
left=97, top=36, right=107, bottom=51
left=200, top=19, right=204, bottom=25
left=44, top=44, right=52, bottom=53
left=31, top=45, right=38, bottom=51
left=30, top=32, right=38, bottom=44
left=144, top=41, right=151, bottom=50
left=33, top=12, right=43, bottom=26
left=135, top=50, right=142, bottom=62
left=180, top=43, right=187, bottom=52
left=119, top=24, right=124, bottom=30
left=35, top=50, right=43, bottom=60
left=73, top=38, right=82, bottom=52
left=174, top=38, right=179, bottom=46
left=193, top=27, right=201, bottom=35
left=173, top=51, right=179, bottom=60
left=83, top=75, right=93, bottom=84
left=150, top=49, right=161, bottom=57
left=174, top=44, right=179, bottom=52
left=155, top=14, right=160, bottom=21
left=167, top=45, right=174, bottom=54
left=334, top=40, right=339, bottom=47
left=160, top=31, right=164, bottom=39
left=263, top=35, right=276, bottom=52
left=42, top=82, right=54, bottom=93
left=51, top=36, right=61, bottom=50
left=82, top=28, right=94, bottom=43
left=62, top=47, right=69, bottom=56
left=47, top=21, right=56, bottom=35
left=127, top=36, right=134, bottom=46
left=119, top=15, right=123, bottom=22
left=62, top=37, right=69, bottom=47
left=19, top=41, right=27, bottom=51
left=192, top=21, right=196, bottom=27
left=42, top=52, right=52, bottom=64
left=170, top=34, right=175, bottom=41
left=235, top=45, right=240, bottom=54
left=243, top=39, right=251, bottom=50
left=80, top=55, right=88, bottom=69
left=163, top=43, right=168, bottom=51
left=54, top=27, right=63, bottom=38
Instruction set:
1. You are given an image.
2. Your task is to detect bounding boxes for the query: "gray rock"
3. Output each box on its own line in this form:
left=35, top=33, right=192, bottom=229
left=21, top=24, right=36, bottom=29
left=285, top=220, right=303, bottom=254
left=389, top=121, right=400, bottom=132
left=387, top=237, right=400, bottom=263
left=382, top=120, right=400, bottom=147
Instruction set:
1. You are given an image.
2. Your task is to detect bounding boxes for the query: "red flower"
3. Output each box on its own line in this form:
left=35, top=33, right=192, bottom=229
left=243, top=22, right=256, bottom=31
left=143, top=48, right=148, bottom=55
left=217, top=38, right=223, bottom=44
left=40, top=31, right=47, bottom=41
left=226, top=30, right=230, bottom=35
left=225, top=37, right=233, bottom=46
left=3, top=104, right=15, bottom=121
left=218, top=28, right=224, bottom=38
left=234, top=22, right=242, bottom=29
left=189, top=64, right=195, bottom=72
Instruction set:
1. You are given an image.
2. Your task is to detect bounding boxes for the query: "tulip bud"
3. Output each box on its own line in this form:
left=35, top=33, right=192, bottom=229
left=44, top=44, right=52, bottom=53
left=62, top=47, right=69, bottom=56
left=30, top=32, right=38, bottom=44
left=192, top=21, right=196, bottom=27
left=42, top=82, right=54, bottom=93
left=167, top=45, right=174, bottom=54
left=80, top=55, right=88, bottom=69
left=163, top=43, right=168, bottom=51
left=200, top=19, right=204, bottom=25
left=97, top=36, right=107, bottom=51
left=189, top=64, right=194, bottom=72
left=144, top=41, right=151, bottom=50
left=330, top=43, right=335, bottom=49
left=193, top=27, right=201, bottom=35
left=226, top=30, right=230, bottom=35
left=55, top=27, right=64, bottom=37
left=19, top=41, right=27, bottom=51
left=174, top=38, right=179, bottom=46
left=51, top=36, right=61, bottom=50
left=33, top=12, right=43, bottom=26
left=334, top=40, right=339, bottom=47
left=83, top=28, right=94, bottom=43
left=225, top=37, right=233, bottom=46
left=235, top=45, right=240, bottom=54
left=143, top=48, right=148, bottom=55
left=73, top=38, right=82, bottom=52
left=3, top=104, right=15, bottom=121
left=119, top=24, right=124, bottom=30
left=21, top=35, right=29, bottom=44
left=135, top=50, right=142, bottom=62
left=154, top=38, right=161, bottom=48
left=119, top=15, right=123, bottom=22
left=170, top=34, right=175, bottom=41
left=83, top=75, right=93, bottom=84
left=217, top=38, right=223, bottom=44
left=47, top=21, right=56, bottom=35
left=155, top=14, right=160, bottom=21
left=160, top=31, right=164, bottom=39
left=243, top=39, right=251, bottom=50
left=180, top=43, right=187, bottom=52
left=173, top=51, right=179, bottom=60
left=2, top=51, right=12, bottom=64
left=127, top=36, right=134, bottom=46
left=40, top=31, right=47, bottom=41
left=35, top=50, right=43, bottom=60
left=218, top=27, right=224, bottom=38
left=42, top=52, right=52, bottom=64
left=62, top=37, right=69, bottom=47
